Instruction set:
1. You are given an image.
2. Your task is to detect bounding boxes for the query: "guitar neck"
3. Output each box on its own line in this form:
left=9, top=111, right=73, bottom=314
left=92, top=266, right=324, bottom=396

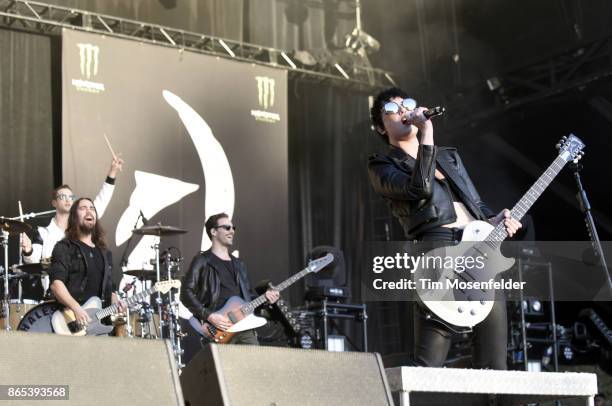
left=241, top=267, right=311, bottom=315
left=95, top=286, right=157, bottom=320
left=485, top=154, right=568, bottom=246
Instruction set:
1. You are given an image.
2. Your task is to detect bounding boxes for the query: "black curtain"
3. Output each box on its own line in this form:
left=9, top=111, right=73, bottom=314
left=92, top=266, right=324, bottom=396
left=288, top=79, right=370, bottom=302
left=0, top=28, right=58, bottom=266
left=287, top=79, right=414, bottom=355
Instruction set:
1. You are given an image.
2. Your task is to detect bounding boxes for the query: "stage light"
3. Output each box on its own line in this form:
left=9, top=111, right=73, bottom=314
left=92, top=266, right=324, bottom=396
left=280, top=52, right=297, bottom=69
left=563, top=345, right=574, bottom=361
left=521, top=297, right=544, bottom=316
left=334, top=63, right=350, bottom=80
left=486, top=77, right=501, bottom=91
left=327, top=335, right=346, bottom=352
left=218, top=39, right=235, bottom=58
left=299, top=332, right=314, bottom=349
left=344, top=0, right=380, bottom=57
left=292, top=50, right=317, bottom=67
left=345, top=28, right=380, bottom=55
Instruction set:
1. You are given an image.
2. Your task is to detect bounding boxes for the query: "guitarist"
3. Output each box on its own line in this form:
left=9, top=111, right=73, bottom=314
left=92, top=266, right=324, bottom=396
left=48, top=198, right=125, bottom=331
left=181, top=213, right=279, bottom=345
left=367, top=88, right=522, bottom=370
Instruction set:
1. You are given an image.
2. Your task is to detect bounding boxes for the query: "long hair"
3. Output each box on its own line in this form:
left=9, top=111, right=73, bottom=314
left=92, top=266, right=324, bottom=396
left=65, top=197, right=107, bottom=250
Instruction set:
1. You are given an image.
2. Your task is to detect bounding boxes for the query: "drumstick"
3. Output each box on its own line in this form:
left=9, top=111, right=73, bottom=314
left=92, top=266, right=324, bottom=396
left=103, top=133, right=122, bottom=172
left=103, top=133, right=117, bottom=159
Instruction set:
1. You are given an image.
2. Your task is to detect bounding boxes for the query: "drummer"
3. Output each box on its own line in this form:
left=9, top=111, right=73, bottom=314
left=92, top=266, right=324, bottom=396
left=20, top=156, right=124, bottom=265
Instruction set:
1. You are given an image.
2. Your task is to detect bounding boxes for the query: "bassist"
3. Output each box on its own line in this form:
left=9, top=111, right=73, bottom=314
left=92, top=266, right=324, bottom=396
left=367, top=88, right=522, bottom=369
left=181, top=213, right=279, bottom=345
left=49, top=198, right=125, bottom=331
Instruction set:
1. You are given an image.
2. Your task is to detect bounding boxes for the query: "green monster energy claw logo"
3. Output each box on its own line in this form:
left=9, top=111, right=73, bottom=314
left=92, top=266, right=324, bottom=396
left=255, top=76, right=275, bottom=109
left=77, top=43, right=100, bottom=79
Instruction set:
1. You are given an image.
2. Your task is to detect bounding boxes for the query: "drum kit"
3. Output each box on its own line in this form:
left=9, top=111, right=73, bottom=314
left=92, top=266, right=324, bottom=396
left=1, top=214, right=189, bottom=369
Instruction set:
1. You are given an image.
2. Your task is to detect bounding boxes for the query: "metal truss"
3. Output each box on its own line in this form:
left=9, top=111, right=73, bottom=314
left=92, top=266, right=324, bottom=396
left=0, top=0, right=394, bottom=90
left=442, top=34, right=612, bottom=131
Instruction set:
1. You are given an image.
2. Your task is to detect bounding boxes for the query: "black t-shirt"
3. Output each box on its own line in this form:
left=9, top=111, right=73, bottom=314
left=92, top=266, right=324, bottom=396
left=77, top=241, right=105, bottom=302
left=212, top=254, right=240, bottom=311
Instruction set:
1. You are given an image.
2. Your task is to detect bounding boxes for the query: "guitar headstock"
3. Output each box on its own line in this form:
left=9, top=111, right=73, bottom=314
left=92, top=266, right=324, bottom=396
left=307, top=253, right=334, bottom=274
left=154, top=279, right=181, bottom=294
left=556, top=133, right=585, bottom=163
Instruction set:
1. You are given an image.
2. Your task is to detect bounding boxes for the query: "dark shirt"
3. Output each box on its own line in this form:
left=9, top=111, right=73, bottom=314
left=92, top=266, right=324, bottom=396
left=49, top=239, right=114, bottom=306
left=211, top=254, right=240, bottom=311
left=436, top=177, right=461, bottom=203
left=76, top=241, right=105, bottom=300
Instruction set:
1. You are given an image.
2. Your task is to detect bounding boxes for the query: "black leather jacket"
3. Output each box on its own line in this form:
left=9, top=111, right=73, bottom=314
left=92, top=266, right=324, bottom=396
left=368, top=144, right=495, bottom=239
left=180, top=250, right=253, bottom=322
left=49, top=239, right=114, bottom=305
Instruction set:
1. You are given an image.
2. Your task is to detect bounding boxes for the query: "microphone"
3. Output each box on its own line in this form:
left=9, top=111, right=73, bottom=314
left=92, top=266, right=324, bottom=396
left=402, top=106, right=446, bottom=125
left=424, top=106, right=445, bottom=119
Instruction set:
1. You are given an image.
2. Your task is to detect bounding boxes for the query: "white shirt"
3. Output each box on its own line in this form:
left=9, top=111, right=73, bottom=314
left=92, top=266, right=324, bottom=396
left=23, top=181, right=115, bottom=264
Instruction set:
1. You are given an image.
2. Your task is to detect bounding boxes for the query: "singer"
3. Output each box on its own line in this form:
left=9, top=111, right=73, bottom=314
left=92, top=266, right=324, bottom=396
left=366, top=87, right=521, bottom=370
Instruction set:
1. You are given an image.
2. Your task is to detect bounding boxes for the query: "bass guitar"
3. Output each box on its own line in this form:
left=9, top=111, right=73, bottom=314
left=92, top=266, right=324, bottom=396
left=51, top=280, right=181, bottom=336
left=190, top=254, right=334, bottom=343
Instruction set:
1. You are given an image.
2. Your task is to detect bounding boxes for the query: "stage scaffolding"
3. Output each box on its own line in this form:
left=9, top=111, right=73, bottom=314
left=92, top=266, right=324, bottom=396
left=0, top=0, right=395, bottom=90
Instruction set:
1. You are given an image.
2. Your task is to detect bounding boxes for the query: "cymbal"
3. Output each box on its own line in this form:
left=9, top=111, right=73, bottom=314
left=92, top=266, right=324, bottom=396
left=124, top=269, right=158, bottom=279
left=12, top=263, right=48, bottom=275
left=132, top=224, right=187, bottom=236
left=0, top=218, right=32, bottom=234
left=124, top=269, right=184, bottom=280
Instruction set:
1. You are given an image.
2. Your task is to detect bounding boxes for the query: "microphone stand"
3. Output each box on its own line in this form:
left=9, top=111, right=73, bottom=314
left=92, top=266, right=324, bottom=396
left=571, top=163, right=612, bottom=291
left=119, top=211, right=145, bottom=269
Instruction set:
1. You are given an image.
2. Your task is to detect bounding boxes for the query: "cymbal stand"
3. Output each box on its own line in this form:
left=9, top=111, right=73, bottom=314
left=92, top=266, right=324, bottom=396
left=7, top=209, right=56, bottom=221
left=152, top=239, right=164, bottom=339
left=164, top=253, right=184, bottom=368
left=1, top=230, right=11, bottom=330
left=117, top=287, right=133, bottom=338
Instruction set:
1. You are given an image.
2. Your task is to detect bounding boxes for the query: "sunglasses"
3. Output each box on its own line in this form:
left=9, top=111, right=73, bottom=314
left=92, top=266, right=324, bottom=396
left=56, top=194, right=77, bottom=201
left=215, top=225, right=236, bottom=231
left=382, top=98, right=417, bottom=115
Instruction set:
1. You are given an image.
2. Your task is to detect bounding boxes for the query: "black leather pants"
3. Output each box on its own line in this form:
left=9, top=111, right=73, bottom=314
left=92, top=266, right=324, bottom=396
left=413, top=227, right=508, bottom=369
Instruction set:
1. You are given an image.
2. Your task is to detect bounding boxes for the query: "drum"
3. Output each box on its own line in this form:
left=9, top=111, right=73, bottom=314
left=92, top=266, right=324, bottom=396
left=0, top=300, right=40, bottom=330
left=16, top=301, right=60, bottom=333
left=113, top=312, right=161, bottom=338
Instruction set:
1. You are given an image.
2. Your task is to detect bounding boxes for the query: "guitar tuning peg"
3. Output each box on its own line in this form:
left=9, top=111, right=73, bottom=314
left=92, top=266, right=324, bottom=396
left=562, top=136, right=568, bottom=140
left=555, top=143, right=561, bottom=149
left=573, top=158, right=579, bottom=163
left=580, top=151, right=585, bottom=155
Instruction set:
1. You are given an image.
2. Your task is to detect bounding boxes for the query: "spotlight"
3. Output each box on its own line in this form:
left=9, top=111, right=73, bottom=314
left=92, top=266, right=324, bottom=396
left=486, top=77, right=501, bottom=91
left=521, top=297, right=544, bottom=316
left=562, top=345, right=574, bottom=361
left=292, top=50, right=317, bottom=66
left=299, top=332, right=314, bottom=349
left=345, top=28, right=380, bottom=55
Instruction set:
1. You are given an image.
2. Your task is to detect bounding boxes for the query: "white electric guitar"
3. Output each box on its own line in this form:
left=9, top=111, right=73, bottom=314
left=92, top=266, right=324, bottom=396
left=414, top=134, right=585, bottom=327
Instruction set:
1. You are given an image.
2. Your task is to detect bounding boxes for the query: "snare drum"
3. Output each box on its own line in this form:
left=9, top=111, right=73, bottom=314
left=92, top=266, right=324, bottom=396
left=0, top=300, right=40, bottom=330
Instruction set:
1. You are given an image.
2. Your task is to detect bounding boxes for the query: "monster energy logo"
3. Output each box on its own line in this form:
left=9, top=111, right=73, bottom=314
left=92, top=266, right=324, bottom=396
left=255, top=76, right=275, bottom=109
left=77, top=43, right=100, bottom=79
left=72, top=42, right=105, bottom=93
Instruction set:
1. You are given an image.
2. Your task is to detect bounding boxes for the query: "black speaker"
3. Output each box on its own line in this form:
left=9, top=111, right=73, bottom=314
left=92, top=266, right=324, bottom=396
left=0, top=331, right=183, bottom=405
left=181, top=344, right=393, bottom=405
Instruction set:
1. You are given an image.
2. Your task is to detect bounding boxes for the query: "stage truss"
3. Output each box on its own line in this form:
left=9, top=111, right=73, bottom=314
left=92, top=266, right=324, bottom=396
left=0, top=0, right=395, bottom=90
